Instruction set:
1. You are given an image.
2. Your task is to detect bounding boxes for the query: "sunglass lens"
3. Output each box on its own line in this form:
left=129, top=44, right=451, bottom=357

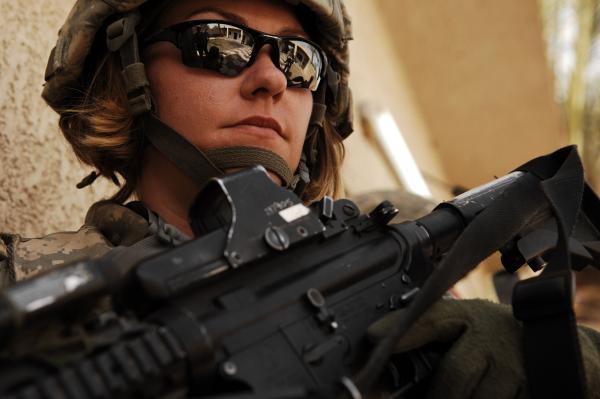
left=181, top=23, right=255, bottom=76
left=279, top=39, right=323, bottom=91
left=178, top=23, right=323, bottom=91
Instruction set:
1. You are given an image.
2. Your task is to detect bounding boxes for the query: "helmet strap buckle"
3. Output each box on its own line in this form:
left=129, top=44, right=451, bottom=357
left=107, top=12, right=141, bottom=52
left=106, top=11, right=152, bottom=116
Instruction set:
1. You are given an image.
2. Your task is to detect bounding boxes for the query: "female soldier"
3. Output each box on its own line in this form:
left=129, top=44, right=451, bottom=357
left=2, top=0, right=600, bottom=397
left=3, top=0, right=351, bottom=280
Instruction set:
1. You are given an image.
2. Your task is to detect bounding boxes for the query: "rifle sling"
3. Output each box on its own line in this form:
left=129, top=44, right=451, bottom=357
left=512, top=146, right=591, bottom=399
left=355, top=146, right=590, bottom=398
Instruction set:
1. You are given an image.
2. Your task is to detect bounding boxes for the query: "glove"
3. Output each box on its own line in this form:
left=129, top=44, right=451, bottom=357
left=367, top=298, right=600, bottom=399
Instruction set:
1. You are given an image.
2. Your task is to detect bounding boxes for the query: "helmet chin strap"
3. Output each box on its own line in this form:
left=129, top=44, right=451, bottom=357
left=204, top=147, right=294, bottom=185
left=140, top=87, right=328, bottom=197
left=142, top=113, right=296, bottom=189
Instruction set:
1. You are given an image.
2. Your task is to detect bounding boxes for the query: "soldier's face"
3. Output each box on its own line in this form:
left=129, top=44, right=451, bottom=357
left=143, top=0, right=313, bottom=184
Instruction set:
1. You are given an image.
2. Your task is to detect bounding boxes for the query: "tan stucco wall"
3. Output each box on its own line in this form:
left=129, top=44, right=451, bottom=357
left=377, top=0, right=566, bottom=189
left=342, top=0, right=449, bottom=200
left=342, top=0, right=566, bottom=200
left=0, top=0, right=113, bottom=237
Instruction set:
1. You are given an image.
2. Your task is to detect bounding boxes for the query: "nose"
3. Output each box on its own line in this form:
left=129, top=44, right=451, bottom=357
left=239, top=45, right=287, bottom=100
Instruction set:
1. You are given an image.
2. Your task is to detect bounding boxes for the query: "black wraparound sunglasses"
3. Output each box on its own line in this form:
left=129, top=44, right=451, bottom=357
left=143, top=20, right=328, bottom=92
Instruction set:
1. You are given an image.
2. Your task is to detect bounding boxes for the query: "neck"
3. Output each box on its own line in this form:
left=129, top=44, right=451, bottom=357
left=138, top=146, right=200, bottom=237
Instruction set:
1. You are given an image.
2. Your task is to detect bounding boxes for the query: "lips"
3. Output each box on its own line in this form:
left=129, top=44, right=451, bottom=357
left=229, top=116, right=283, bottom=137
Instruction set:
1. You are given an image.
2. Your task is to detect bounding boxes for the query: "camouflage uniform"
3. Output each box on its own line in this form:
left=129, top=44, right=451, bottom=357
left=0, top=201, right=159, bottom=289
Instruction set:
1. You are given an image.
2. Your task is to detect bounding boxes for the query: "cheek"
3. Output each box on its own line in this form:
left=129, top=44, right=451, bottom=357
left=291, top=92, right=313, bottom=148
left=298, top=92, right=313, bottom=128
left=146, top=58, right=209, bottom=118
left=144, top=54, right=231, bottom=144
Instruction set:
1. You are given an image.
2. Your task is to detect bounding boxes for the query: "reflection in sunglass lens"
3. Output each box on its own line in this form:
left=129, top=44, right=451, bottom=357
left=180, top=23, right=256, bottom=76
left=279, top=40, right=323, bottom=91
left=176, top=22, right=324, bottom=91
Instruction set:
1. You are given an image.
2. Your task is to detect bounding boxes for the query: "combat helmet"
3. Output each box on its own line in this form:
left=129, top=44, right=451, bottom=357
left=42, top=0, right=353, bottom=197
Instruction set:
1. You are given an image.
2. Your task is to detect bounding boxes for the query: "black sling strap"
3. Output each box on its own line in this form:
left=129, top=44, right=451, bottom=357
left=512, top=146, right=589, bottom=399
left=355, top=146, right=596, bottom=397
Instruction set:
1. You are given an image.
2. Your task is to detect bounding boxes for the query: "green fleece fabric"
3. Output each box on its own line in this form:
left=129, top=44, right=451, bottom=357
left=368, top=298, right=600, bottom=399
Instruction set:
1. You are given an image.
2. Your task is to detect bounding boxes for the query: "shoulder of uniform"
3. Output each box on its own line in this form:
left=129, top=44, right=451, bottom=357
left=85, top=200, right=150, bottom=246
left=3, top=201, right=151, bottom=283
left=11, top=225, right=113, bottom=281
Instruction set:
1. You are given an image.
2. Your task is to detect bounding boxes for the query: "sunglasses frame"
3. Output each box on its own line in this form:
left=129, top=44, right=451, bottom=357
left=143, top=19, right=328, bottom=91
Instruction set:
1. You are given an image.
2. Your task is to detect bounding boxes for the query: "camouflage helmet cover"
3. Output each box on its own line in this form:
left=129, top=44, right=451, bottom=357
left=42, top=0, right=354, bottom=137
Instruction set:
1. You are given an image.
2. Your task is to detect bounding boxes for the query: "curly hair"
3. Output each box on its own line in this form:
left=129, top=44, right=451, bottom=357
left=57, top=48, right=345, bottom=204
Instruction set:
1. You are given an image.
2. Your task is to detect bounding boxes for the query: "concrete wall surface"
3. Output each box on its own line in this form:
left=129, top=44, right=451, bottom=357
left=342, top=0, right=449, bottom=200
left=0, top=0, right=113, bottom=237
left=377, top=0, right=567, bottom=189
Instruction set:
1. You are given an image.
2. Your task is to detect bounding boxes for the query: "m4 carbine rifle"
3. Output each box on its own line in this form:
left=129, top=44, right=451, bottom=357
left=0, top=147, right=599, bottom=399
